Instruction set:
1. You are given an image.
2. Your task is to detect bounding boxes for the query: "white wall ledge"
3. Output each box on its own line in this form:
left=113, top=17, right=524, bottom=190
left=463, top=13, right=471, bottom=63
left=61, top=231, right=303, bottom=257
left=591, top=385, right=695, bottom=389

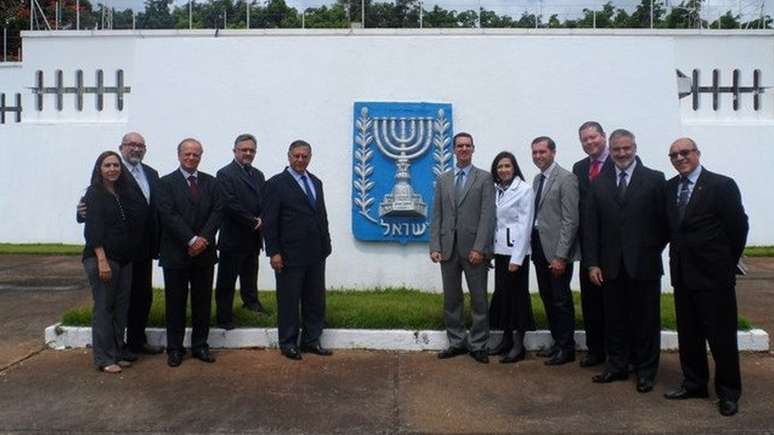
left=22, top=28, right=774, bottom=39
left=44, top=324, right=770, bottom=352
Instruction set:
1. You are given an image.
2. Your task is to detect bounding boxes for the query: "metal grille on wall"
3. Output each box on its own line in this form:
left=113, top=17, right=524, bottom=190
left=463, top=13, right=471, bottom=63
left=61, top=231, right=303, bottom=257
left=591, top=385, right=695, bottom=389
left=677, top=68, right=766, bottom=111
left=32, top=69, right=131, bottom=111
left=0, top=93, right=22, bottom=123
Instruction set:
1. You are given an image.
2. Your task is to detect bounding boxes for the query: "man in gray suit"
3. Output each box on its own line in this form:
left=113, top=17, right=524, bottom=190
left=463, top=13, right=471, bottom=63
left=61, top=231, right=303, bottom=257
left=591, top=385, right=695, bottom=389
left=530, top=136, right=580, bottom=366
left=430, top=132, right=496, bottom=364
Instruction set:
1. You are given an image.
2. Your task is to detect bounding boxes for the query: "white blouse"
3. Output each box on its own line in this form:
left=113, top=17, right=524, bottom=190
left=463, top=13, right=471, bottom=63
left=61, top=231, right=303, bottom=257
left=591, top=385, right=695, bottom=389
left=493, top=179, right=535, bottom=265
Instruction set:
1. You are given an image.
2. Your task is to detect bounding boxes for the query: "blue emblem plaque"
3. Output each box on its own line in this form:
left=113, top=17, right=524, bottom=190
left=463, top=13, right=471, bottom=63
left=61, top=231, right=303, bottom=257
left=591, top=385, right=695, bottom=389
left=352, top=101, right=454, bottom=243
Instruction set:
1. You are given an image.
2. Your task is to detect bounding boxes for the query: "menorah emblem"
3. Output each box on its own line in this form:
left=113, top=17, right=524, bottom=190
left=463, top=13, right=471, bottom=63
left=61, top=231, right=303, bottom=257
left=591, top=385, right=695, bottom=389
left=371, top=110, right=434, bottom=218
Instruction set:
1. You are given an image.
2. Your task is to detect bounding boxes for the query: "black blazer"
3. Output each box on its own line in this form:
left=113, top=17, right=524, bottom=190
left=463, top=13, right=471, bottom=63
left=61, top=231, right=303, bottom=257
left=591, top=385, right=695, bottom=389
left=666, top=168, right=748, bottom=290
left=82, top=185, right=137, bottom=264
left=573, top=155, right=613, bottom=264
left=157, top=169, right=222, bottom=269
left=584, top=161, right=668, bottom=281
left=77, top=162, right=160, bottom=261
left=216, top=160, right=265, bottom=253
left=125, top=163, right=160, bottom=261
left=262, top=169, right=331, bottom=268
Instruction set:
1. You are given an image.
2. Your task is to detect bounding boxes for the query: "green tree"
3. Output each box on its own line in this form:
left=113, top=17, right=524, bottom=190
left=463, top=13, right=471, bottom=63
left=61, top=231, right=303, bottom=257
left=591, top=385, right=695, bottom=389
left=628, top=0, right=666, bottom=28
left=577, top=2, right=617, bottom=28
left=137, top=0, right=174, bottom=29
left=662, top=0, right=706, bottom=28
left=301, top=4, right=348, bottom=28
left=709, top=10, right=740, bottom=28
left=422, top=5, right=458, bottom=28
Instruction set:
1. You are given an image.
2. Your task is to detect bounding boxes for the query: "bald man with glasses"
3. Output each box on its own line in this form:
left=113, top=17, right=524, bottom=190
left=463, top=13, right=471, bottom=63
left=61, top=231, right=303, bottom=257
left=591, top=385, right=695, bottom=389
left=663, top=138, right=748, bottom=417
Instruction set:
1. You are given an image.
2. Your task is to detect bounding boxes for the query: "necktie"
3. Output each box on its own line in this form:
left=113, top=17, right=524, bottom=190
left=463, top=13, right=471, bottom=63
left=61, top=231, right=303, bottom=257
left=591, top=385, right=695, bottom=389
left=301, top=175, right=316, bottom=209
left=132, top=165, right=150, bottom=203
left=617, top=171, right=628, bottom=202
left=455, top=170, right=465, bottom=200
left=188, top=175, right=200, bottom=202
left=677, top=177, right=690, bottom=221
left=533, top=174, right=545, bottom=225
left=589, top=160, right=601, bottom=181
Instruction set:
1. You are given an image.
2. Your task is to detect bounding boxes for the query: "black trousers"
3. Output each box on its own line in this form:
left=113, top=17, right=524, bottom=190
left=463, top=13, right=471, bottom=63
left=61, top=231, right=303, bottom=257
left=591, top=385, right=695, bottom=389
left=275, top=261, right=326, bottom=350
left=579, top=262, right=606, bottom=359
left=674, top=284, right=741, bottom=401
left=163, top=265, right=214, bottom=354
left=215, top=251, right=260, bottom=324
left=532, top=232, right=575, bottom=352
left=126, top=258, right=154, bottom=352
left=603, top=264, right=660, bottom=381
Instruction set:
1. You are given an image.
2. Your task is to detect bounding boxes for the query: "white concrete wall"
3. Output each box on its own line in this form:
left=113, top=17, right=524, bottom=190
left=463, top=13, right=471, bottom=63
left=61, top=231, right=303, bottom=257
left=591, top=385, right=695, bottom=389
left=1, top=29, right=772, bottom=291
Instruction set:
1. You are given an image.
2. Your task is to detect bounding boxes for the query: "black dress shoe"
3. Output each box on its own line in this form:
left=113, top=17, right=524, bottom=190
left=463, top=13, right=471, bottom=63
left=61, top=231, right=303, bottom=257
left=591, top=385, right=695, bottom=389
left=301, top=343, right=333, bottom=356
left=663, top=385, right=709, bottom=400
left=592, top=370, right=629, bottom=383
left=281, top=346, right=303, bottom=360
left=500, top=347, right=526, bottom=364
left=119, top=352, right=139, bottom=362
left=470, top=350, right=489, bottom=364
left=718, top=399, right=739, bottom=416
left=488, top=336, right=513, bottom=356
left=437, top=347, right=467, bottom=359
left=536, top=346, right=558, bottom=358
left=167, top=352, right=183, bottom=368
left=243, top=303, right=268, bottom=314
left=137, top=344, right=164, bottom=355
left=636, top=377, right=654, bottom=393
left=545, top=350, right=575, bottom=366
left=579, top=353, right=605, bottom=368
left=217, top=322, right=235, bottom=331
left=192, top=349, right=216, bottom=363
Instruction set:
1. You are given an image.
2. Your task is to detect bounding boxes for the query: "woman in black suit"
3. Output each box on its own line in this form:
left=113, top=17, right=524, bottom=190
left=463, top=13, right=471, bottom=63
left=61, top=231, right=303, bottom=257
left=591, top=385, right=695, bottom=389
left=488, top=151, right=536, bottom=363
left=82, top=151, right=137, bottom=373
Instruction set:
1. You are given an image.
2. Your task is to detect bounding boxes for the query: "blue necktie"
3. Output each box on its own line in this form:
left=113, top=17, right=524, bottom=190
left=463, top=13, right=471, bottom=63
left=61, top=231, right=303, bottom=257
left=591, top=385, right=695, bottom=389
left=455, top=170, right=465, bottom=201
left=617, top=171, right=628, bottom=202
left=677, top=177, right=690, bottom=221
left=301, top=175, right=316, bottom=209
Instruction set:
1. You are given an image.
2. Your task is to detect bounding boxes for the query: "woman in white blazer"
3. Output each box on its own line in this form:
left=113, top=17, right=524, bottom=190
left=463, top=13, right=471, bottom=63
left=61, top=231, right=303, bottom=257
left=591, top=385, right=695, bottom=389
left=489, top=151, right=536, bottom=363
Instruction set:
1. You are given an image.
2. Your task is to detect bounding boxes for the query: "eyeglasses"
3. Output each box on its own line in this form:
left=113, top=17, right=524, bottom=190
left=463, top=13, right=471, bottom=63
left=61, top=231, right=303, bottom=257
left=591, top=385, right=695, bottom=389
left=123, top=142, right=146, bottom=150
left=668, top=148, right=696, bottom=160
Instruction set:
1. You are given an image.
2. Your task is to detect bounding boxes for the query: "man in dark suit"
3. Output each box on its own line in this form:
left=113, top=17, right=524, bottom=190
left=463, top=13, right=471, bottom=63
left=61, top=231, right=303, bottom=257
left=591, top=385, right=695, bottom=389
left=584, top=129, right=667, bottom=393
left=572, top=121, right=613, bottom=368
left=77, top=132, right=163, bottom=358
left=263, top=140, right=332, bottom=361
left=215, top=134, right=267, bottom=330
left=663, top=137, right=748, bottom=417
left=530, top=136, right=580, bottom=366
left=157, top=138, right=222, bottom=367
left=429, top=132, right=496, bottom=364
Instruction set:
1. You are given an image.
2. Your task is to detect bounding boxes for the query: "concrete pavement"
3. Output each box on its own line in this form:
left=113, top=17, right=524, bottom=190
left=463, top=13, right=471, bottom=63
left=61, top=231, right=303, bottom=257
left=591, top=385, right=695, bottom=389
left=0, top=254, right=773, bottom=433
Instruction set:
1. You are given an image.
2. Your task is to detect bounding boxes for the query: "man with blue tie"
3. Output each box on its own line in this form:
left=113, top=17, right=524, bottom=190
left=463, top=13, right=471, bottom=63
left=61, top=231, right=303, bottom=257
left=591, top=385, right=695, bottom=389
left=263, top=140, right=332, bottom=361
left=663, top=138, right=748, bottom=416
left=429, top=132, right=496, bottom=364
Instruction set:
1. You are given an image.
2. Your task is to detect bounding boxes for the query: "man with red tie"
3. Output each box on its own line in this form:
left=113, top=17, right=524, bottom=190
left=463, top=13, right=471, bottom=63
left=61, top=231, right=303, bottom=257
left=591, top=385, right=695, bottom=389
left=572, top=121, right=613, bottom=368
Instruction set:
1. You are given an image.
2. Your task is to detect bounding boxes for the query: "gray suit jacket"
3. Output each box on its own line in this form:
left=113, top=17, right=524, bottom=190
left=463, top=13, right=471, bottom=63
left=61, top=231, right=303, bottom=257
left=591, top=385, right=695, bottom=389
left=430, top=165, right=496, bottom=261
left=533, top=163, right=580, bottom=262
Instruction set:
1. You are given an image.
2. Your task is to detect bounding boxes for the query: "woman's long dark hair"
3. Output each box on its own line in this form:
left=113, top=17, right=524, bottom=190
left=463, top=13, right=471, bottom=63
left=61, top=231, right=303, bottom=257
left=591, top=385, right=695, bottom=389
left=490, top=151, right=525, bottom=185
left=90, top=150, right=128, bottom=192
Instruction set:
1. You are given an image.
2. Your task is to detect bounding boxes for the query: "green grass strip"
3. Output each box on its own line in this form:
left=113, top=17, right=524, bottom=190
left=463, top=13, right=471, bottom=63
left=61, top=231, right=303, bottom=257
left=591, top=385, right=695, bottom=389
left=60, top=288, right=752, bottom=331
left=0, top=243, right=83, bottom=255
left=744, top=246, right=774, bottom=257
